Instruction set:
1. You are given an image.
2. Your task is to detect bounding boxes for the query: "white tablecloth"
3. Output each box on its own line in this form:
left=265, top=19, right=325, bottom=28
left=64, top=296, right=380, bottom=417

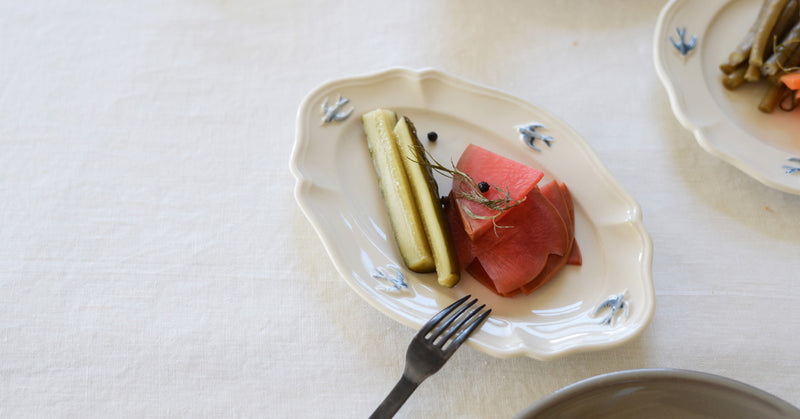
left=2, top=0, right=799, bottom=417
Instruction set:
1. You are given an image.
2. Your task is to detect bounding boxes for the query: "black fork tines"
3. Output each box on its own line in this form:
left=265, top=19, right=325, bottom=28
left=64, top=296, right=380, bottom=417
left=418, top=295, right=470, bottom=337
left=420, top=295, right=491, bottom=351
left=429, top=298, right=476, bottom=342
left=439, top=304, right=490, bottom=351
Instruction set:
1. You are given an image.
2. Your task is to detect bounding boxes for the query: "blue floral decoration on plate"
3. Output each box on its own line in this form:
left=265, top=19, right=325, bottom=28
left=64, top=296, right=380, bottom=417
left=321, top=95, right=354, bottom=124
left=783, top=157, right=800, bottom=174
left=516, top=123, right=553, bottom=152
left=372, top=265, right=408, bottom=293
left=593, top=289, right=629, bottom=326
left=670, top=27, right=697, bottom=56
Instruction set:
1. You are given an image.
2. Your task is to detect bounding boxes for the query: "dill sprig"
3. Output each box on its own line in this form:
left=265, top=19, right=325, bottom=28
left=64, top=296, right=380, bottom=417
left=410, top=145, right=525, bottom=230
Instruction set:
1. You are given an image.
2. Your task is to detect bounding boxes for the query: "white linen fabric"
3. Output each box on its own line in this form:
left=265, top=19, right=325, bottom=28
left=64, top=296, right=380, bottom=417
left=1, top=0, right=799, bottom=418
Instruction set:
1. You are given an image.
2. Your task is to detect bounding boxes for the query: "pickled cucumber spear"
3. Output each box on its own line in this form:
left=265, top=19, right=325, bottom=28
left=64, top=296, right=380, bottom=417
left=394, top=116, right=460, bottom=287
left=362, top=109, right=434, bottom=273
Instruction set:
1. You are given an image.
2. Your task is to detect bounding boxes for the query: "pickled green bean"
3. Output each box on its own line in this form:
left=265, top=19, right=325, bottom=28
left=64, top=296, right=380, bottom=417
left=758, top=83, right=789, bottom=112
left=746, top=0, right=790, bottom=81
left=722, top=0, right=770, bottom=72
left=722, top=65, right=747, bottom=90
left=762, top=20, right=800, bottom=76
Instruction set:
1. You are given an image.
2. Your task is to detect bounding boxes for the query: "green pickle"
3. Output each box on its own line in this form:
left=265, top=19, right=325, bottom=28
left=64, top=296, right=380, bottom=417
left=394, top=116, right=460, bottom=287
left=362, top=109, right=434, bottom=273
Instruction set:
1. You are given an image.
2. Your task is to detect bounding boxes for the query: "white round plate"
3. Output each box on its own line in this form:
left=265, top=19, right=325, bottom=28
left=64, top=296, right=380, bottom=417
left=515, top=369, right=800, bottom=418
left=290, top=68, right=654, bottom=360
left=655, top=0, right=800, bottom=195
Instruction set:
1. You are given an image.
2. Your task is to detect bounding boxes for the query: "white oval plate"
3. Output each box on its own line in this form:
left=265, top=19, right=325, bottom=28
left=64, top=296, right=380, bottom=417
left=290, top=68, right=654, bottom=360
left=655, top=0, right=800, bottom=195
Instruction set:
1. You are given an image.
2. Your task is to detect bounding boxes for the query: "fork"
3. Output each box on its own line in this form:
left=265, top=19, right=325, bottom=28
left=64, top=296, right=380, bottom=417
left=369, top=295, right=491, bottom=419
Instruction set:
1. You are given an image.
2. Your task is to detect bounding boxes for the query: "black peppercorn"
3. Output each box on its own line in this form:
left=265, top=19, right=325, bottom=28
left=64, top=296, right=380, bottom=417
left=427, top=131, right=438, bottom=142
left=478, top=181, right=489, bottom=193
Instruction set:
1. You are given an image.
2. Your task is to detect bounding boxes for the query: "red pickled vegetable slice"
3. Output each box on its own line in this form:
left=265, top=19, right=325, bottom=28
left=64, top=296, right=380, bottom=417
left=559, top=182, right=582, bottom=266
left=567, top=241, right=583, bottom=266
left=443, top=145, right=582, bottom=298
left=470, top=187, right=569, bottom=295
left=465, top=259, right=500, bottom=295
left=519, top=181, right=575, bottom=295
left=444, top=192, right=477, bottom=267
left=454, top=144, right=543, bottom=241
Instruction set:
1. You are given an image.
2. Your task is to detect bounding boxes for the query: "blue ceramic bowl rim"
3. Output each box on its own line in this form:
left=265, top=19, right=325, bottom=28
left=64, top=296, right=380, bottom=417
left=515, top=368, right=800, bottom=418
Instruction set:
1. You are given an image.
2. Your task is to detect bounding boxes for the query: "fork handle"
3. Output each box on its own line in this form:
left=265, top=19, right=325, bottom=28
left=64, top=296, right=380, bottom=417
left=369, top=375, right=419, bottom=419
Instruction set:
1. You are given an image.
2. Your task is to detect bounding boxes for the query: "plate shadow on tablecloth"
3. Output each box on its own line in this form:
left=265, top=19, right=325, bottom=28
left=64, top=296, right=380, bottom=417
left=652, top=86, right=800, bottom=243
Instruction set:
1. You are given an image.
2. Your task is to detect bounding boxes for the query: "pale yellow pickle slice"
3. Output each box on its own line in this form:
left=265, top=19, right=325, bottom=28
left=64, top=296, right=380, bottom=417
left=394, top=116, right=460, bottom=287
left=362, top=109, right=434, bottom=272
